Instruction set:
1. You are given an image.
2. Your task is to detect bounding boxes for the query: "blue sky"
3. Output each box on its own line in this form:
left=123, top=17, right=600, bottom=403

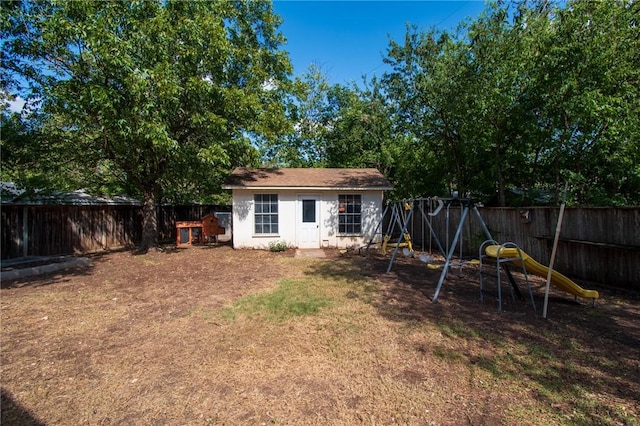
left=5, top=1, right=486, bottom=112
left=273, top=1, right=487, bottom=86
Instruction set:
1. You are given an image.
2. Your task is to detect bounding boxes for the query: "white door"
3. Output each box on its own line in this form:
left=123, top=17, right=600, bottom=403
left=298, top=195, right=320, bottom=248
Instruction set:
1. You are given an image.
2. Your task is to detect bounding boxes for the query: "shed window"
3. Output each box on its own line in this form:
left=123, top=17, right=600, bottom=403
left=338, top=194, right=361, bottom=235
left=254, top=194, right=279, bottom=234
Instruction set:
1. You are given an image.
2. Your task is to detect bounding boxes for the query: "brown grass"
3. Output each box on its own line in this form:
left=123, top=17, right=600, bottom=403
left=1, top=246, right=639, bottom=425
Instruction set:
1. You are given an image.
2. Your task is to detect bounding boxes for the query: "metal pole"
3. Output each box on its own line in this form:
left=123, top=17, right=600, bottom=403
left=473, top=206, right=494, bottom=241
left=432, top=205, right=469, bottom=302
left=386, top=201, right=414, bottom=273
left=365, top=203, right=389, bottom=253
left=543, top=183, right=569, bottom=319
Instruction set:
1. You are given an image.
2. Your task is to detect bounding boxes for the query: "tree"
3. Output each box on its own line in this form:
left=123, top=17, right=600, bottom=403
left=260, top=64, right=332, bottom=167
left=383, top=26, right=479, bottom=198
left=322, top=78, right=429, bottom=198
left=381, top=0, right=640, bottom=205
left=530, top=0, right=640, bottom=204
left=2, top=0, right=292, bottom=250
left=323, top=80, right=391, bottom=170
left=260, top=66, right=421, bottom=198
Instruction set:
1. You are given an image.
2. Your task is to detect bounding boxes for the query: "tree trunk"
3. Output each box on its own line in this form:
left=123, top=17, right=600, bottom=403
left=139, top=186, right=160, bottom=252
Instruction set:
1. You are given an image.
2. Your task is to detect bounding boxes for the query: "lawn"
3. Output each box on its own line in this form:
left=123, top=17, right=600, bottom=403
left=1, top=246, right=638, bottom=425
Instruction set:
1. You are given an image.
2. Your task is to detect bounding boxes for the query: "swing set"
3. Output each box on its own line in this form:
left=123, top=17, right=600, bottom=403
left=380, top=200, right=414, bottom=255
left=366, top=195, right=588, bottom=315
left=367, top=196, right=494, bottom=303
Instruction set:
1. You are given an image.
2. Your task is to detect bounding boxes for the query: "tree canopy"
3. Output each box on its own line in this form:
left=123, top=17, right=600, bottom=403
left=265, top=0, right=639, bottom=205
left=2, top=0, right=292, bottom=249
left=381, top=0, right=640, bottom=205
left=2, top=0, right=638, bottom=253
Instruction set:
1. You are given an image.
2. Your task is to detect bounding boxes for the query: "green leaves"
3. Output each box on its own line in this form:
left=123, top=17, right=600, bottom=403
left=3, top=0, right=638, bottom=211
left=2, top=0, right=292, bottom=247
left=378, top=0, right=640, bottom=205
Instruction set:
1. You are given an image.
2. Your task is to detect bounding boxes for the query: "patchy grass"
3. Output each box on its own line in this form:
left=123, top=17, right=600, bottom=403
left=223, top=278, right=332, bottom=322
left=436, top=319, right=481, bottom=339
left=1, top=246, right=638, bottom=425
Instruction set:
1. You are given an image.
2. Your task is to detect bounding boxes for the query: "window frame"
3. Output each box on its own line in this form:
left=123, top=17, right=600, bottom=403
left=254, top=194, right=279, bottom=235
left=338, top=194, right=362, bottom=235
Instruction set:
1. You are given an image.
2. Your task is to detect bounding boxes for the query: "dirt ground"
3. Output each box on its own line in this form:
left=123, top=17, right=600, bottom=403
left=1, top=244, right=639, bottom=425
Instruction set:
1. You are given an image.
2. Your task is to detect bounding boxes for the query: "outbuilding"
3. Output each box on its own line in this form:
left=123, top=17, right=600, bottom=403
left=222, top=168, right=393, bottom=249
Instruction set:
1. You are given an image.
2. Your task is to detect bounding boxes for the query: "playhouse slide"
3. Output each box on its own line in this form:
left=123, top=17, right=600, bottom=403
left=484, top=245, right=599, bottom=300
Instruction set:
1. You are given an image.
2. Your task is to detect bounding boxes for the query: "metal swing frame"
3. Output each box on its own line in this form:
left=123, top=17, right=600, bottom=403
left=382, top=197, right=494, bottom=303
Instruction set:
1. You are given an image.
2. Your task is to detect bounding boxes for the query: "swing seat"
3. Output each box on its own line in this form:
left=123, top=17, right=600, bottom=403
left=418, top=253, right=434, bottom=263
left=381, top=233, right=413, bottom=255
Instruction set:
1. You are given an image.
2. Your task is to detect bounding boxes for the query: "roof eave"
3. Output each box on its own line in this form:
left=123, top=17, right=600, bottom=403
left=222, top=185, right=394, bottom=191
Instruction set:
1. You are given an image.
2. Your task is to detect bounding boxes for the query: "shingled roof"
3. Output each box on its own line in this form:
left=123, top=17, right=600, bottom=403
left=223, top=168, right=393, bottom=190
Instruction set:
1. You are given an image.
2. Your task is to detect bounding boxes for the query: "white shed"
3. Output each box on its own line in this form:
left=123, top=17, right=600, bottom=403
left=222, top=168, right=393, bottom=249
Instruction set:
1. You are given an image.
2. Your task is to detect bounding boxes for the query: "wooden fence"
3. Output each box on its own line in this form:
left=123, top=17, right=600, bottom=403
left=2, top=203, right=638, bottom=289
left=386, top=202, right=639, bottom=289
left=0, top=204, right=225, bottom=259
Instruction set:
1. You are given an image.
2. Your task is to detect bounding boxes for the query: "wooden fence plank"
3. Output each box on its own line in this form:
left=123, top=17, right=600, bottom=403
left=1, top=203, right=637, bottom=288
left=397, top=205, right=639, bottom=289
left=0, top=204, right=227, bottom=258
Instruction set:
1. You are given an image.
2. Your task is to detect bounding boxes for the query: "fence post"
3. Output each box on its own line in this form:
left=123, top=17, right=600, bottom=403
left=22, top=207, right=29, bottom=257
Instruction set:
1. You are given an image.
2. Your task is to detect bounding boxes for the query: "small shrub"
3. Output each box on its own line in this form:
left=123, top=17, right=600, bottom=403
left=268, top=240, right=289, bottom=252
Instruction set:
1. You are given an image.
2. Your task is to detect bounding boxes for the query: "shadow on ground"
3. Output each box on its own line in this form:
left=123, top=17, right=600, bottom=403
left=306, top=251, right=640, bottom=425
left=1, top=388, right=46, bottom=426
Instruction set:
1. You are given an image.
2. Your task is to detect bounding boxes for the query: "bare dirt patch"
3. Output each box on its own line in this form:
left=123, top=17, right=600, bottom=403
left=1, top=245, right=638, bottom=425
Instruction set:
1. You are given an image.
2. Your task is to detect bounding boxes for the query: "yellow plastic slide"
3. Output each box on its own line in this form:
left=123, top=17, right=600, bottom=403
left=485, top=245, right=599, bottom=300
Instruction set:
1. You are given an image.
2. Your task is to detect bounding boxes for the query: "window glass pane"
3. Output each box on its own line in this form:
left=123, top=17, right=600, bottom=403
left=254, top=194, right=278, bottom=234
left=302, top=200, right=316, bottom=223
left=338, top=194, right=362, bottom=235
